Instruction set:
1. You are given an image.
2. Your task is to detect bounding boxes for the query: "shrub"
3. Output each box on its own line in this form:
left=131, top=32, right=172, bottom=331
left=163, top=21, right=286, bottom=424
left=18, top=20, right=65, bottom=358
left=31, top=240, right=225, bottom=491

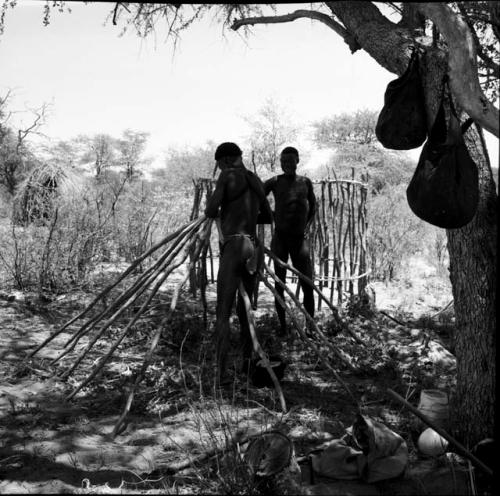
left=367, top=184, right=428, bottom=282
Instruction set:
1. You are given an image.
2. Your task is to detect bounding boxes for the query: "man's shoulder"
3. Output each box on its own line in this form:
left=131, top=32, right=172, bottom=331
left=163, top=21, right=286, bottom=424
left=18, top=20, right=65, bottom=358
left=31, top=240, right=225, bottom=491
left=263, top=175, right=278, bottom=186
left=297, top=175, right=314, bottom=187
left=296, top=174, right=312, bottom=182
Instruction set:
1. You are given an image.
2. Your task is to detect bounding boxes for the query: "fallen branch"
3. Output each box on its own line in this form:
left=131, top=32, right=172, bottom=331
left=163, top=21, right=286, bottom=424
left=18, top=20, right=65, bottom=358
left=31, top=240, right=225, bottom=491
left=157, top=428, right=277, bottom=476
left=379, top=310, right=409, bottom=327
left=263, top=261, right=356, bottom=372
left=112, top=220, right=213, bottom=437
left=238, top=282, right=287, bottom=413
left=386, top=388, right=492, bottom=476
left=259, top=271, right=358, bottom=406
left=263, top=247, right=364, bottom=346
left=54, top=218, right=204, bottom=366
left=66, top=220, right=210, bottom=399
left=431, top=300, right=454, bottom=319
left=27, top=217, right=204, bottom=359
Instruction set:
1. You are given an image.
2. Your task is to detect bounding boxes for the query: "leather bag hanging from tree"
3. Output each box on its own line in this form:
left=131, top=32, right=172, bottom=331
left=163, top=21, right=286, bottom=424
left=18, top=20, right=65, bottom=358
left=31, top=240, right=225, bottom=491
left=406, top=76, right=478, bottom=229
left=375, top=48, right=427, bottom=150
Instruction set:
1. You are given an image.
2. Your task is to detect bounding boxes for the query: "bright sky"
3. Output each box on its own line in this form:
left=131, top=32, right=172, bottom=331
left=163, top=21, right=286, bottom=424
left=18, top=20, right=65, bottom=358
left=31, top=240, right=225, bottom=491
left=0, top=1, right=498, bottom=171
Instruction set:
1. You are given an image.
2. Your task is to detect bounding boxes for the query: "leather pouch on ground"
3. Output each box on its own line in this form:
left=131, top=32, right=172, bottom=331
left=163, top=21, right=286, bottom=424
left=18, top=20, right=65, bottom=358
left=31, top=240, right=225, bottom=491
left=311, top=413, right=408, bottom=483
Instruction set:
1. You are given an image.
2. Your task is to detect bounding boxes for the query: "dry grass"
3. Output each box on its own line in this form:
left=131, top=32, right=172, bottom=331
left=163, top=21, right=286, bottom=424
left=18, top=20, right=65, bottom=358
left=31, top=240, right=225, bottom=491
left=0, top=260, right=468, bottom=495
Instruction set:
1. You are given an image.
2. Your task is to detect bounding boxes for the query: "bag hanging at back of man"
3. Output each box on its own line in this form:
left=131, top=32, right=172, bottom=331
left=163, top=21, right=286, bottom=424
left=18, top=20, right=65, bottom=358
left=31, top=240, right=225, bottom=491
left=406, top=77, right=479, bottom=229
left=375, top=48, right=427, bottom=150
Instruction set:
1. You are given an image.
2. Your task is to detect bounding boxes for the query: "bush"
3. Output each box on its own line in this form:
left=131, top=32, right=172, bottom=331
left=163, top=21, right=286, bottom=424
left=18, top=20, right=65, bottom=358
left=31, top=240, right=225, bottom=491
left=0, top=169, right=202, bottom=294
left=367, top=184, right=428, bottom=282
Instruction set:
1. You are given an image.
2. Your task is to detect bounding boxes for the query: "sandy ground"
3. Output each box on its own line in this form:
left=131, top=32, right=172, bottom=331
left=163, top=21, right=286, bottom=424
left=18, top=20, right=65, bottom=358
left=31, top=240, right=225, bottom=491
left=0, top=256, right=470, bottom=495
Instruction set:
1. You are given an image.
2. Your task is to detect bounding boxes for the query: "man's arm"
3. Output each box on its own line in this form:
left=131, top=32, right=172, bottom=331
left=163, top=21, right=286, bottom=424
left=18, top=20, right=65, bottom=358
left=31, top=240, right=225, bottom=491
left=306, top=177, right=316, bottom=226
left=204, top=171, right=226, bottom=218
left=263, top=176, right=276, bottom=196
left=257, top=194, right=274, bottom=224
left=247, top=171, right=273, bottom=224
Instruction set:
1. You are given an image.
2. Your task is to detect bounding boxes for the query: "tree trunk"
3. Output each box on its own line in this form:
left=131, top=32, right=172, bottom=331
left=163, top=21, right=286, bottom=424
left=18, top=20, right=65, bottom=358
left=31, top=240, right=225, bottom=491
left=328, top=3, right=497, bottom=445
left=420, top=48, right=497, bottom=446
left=446, top=126, right=497, bottom=446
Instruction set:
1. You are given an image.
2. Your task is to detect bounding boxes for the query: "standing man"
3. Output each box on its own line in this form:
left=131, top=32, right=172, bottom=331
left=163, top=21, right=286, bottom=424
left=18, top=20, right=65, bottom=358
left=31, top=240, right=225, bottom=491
left=205, top=142, right=272, bottom=383
left=264, top=146, right=316, bottom=336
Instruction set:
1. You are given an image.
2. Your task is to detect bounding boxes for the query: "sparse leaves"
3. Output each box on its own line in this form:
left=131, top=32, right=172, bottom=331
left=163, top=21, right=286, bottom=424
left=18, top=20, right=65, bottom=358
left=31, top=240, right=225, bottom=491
left=313, top=109, right=379, bottom=147
left=244, top=97, right=299, bottom=172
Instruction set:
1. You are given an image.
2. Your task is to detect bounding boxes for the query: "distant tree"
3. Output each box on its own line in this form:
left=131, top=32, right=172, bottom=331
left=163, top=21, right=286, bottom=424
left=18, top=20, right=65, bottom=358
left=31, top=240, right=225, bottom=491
left=0, top=91, right=47, bottom=196
left=116, top=129, right=150, bottom=180
left=162, top=143, right=215, bottom=190
left=244, top=97, right=299, bottom=172
left=312, top=109, right=414, bottom=190
left=313, top=109, right=378, bottom=146
left=78, top=133, right=116, bottom=179
left=41, top=138, right=84, bottom=169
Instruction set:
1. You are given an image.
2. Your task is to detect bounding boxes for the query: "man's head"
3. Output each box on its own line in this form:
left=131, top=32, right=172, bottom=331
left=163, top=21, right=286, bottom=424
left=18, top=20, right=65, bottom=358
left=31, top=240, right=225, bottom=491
left=280, top=146, right=299, bottom=175
left=214, top=142, right=243, bottom=171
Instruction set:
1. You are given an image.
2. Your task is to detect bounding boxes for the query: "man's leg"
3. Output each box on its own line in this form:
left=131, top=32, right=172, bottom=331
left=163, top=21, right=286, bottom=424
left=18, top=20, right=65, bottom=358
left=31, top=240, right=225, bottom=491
left=289, top=236, right=315, bottom=321
left=236, top=272, right=257, bottom=372
left=271, top=234, right=289, bottom=336
left=236, top=237, right=262, bottom=371
left=214, top=252, right=239, bottom=382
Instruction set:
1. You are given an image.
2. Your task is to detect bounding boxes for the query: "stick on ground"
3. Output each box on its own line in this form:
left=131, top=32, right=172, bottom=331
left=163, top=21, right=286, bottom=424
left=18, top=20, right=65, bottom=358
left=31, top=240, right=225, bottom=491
left=264, top=247, right=364, bottom=346
left=386, top=388, right=492, bottom=476
left=259, top=271, right=358, bottom=406
left=27, top=217, right=205, bottom=359
left=112, top=220, right=213, bottom=437
left=238, top=282, right=287, bottom=413
left=263, top=261, right=356, bottom=372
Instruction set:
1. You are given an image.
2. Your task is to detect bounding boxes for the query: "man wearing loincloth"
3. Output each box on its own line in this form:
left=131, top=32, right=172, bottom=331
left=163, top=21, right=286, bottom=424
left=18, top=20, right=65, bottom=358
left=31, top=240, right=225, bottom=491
left=264, top=146, right=316, bottom=337
left=205, top=142, right=272, bottom=383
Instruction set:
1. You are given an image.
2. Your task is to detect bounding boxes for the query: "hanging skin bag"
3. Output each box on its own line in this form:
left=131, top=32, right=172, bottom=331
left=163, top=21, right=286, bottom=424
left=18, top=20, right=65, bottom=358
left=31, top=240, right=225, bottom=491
left=375, top=48, right=427, bottom=150
left=406, top=77, right=478, bottom=229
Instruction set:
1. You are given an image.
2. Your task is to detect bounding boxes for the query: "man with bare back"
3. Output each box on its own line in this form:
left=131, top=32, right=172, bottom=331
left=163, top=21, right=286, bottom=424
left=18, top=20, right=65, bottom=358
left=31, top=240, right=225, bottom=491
left=204, top=142, right=272, bottom=383
left=264, top=146, right=316, bottom=337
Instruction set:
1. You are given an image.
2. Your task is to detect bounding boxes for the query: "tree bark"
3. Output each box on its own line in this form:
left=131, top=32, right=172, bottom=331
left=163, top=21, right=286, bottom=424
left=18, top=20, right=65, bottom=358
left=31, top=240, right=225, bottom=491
left=446, top=124, right=497, bottom=445
left=326, top=2, right=497, bottom=446
left=415, top=2, right=499, bottom=138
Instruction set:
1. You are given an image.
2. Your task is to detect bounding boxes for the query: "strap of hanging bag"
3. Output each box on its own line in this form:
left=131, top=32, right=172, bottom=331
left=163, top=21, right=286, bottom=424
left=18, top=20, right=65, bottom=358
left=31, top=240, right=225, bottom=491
left=443, top=75, right=474, bottom=134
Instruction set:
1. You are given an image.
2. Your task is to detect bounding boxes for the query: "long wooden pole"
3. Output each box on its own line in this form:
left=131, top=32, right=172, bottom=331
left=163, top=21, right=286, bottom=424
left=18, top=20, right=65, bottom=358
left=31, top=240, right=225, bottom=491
left=386, top=389, right=492, bottom=476
left=238, top=282, right=287, bottom=413
left=259, top=273, right=358, bottom=406
left=26, top=218, right=204, bottom=359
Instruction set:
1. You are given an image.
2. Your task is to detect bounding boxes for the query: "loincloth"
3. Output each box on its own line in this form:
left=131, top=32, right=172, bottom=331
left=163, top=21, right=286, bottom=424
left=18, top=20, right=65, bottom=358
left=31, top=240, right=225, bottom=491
left=221, top=234, right=259, bottom=275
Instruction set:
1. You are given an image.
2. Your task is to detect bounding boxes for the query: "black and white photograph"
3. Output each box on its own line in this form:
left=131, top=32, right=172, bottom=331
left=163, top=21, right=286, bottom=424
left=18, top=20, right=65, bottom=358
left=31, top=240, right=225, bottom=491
left=0, top=1, right=497, bottom=494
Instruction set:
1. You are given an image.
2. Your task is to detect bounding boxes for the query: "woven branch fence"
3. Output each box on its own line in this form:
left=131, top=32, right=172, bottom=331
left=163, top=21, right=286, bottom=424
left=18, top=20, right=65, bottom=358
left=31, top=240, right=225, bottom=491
left=190, top=175, right=368, bottom=306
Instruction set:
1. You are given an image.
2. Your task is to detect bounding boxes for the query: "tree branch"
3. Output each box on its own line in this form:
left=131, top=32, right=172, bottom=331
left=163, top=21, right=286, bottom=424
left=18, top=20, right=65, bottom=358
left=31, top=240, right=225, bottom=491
left=325, top=1, right=417, bottom=75
left=112, top=2, right=121, bottom=26
left=231, top=9, right=361, bottom=53
left=16, top=103, right=48, bottom=154
left=415, top=2, right=499, bottom=138
left=456, top=3, right=500, bottom=75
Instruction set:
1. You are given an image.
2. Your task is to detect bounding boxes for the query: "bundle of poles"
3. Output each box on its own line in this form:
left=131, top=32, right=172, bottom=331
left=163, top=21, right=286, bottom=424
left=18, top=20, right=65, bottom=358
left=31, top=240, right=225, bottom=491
left=25, top=215, right=360, bottom=437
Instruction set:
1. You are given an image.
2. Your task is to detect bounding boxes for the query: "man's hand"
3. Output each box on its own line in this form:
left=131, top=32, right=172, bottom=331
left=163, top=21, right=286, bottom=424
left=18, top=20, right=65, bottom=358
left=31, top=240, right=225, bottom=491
left=304, top=218, right=314, bottom=238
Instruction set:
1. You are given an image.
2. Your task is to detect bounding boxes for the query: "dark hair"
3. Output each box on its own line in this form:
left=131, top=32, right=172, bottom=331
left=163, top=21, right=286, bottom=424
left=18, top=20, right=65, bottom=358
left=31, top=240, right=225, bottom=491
left=281, top=146, right=299, bottom=158
left=215, top=142, right=242, bottom=161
